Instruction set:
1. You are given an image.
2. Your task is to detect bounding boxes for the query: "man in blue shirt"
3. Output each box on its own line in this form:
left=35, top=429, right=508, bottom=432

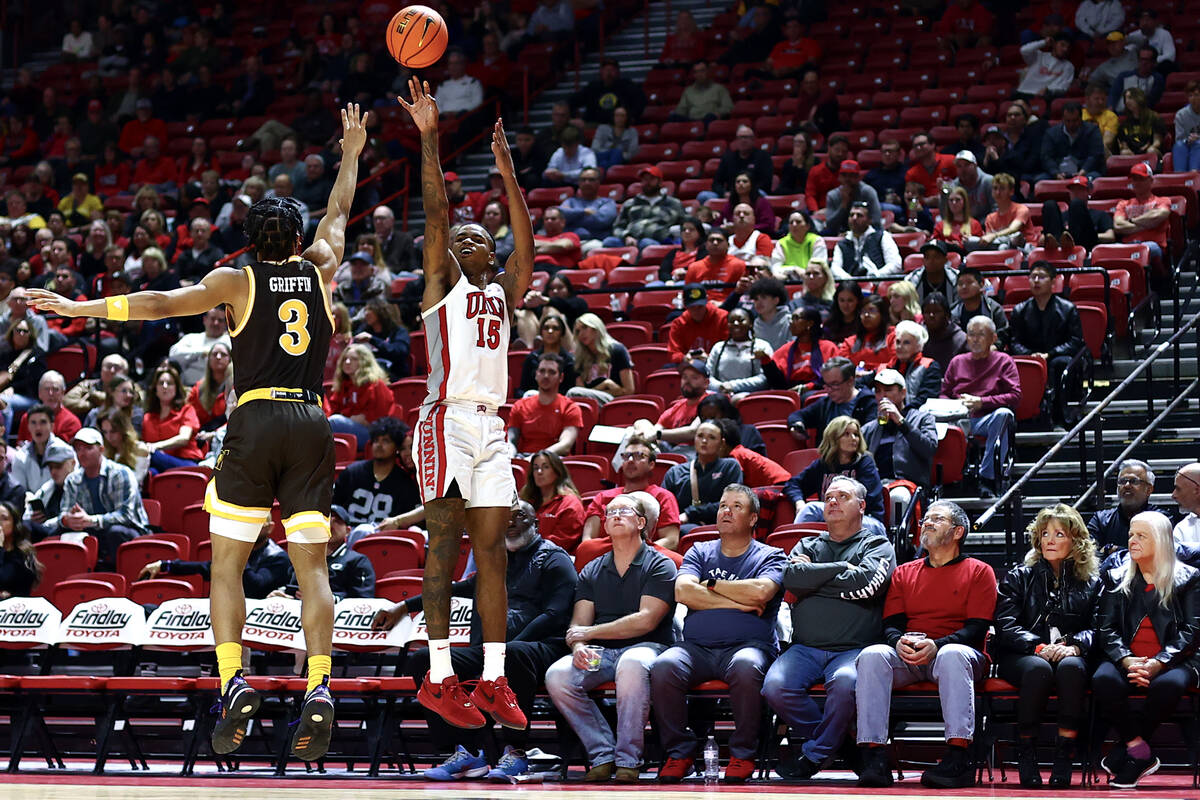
left=652, top=484, right=786, bottom=784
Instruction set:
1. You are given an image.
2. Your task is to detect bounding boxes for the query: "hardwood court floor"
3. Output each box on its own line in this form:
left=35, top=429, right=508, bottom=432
left=1, top=771, right=1197, bottom=799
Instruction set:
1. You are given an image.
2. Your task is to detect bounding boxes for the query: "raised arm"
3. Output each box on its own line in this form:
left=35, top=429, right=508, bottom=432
left=27, top=267, right=247, bottom=323
left=493, top=119, right=534, bottom=308
left=397, top=78, right=456, bottom=298
left=304, top=103, right=368, bottom=283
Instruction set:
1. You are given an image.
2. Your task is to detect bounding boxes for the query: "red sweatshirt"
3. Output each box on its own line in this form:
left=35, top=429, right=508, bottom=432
left=325, top=379, right=393, bottom=422
left=667, top=303, right=729, bottom=361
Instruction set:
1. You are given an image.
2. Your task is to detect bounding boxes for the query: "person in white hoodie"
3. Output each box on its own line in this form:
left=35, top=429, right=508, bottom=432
left=1075, top=0, right=1124, bottom=40
left=1016, top=34, right=1075, bottom=99
left=1125, top=10, right=1176, bottom=73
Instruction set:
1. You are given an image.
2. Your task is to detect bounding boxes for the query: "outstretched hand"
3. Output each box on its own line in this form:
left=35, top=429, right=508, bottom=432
left=339, top=103, right=368, bottom=155
left=491, top=118, right=515, bottom=178
left=397, top=77, right=439, bottom=133
left=26, top=288, right=85, bottom=317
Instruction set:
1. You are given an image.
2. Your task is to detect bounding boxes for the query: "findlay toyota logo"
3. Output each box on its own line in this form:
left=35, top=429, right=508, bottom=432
left=68, top=602, right=131, bottom=629
left=147, top=602, right=210, bottom=642
left=334, top=602, right=390, bottom=642
left=245, top=601, right=302, bottom=636
left=418, top=414, right=438, bottom=492
left=0, top=602, right=49, bottom=630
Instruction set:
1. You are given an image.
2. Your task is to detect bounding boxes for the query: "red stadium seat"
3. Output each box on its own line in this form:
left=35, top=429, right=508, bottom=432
left=738, top=392, right=801, bottom=424
left=759, top=422, right=798, bottom=465
left=389, top=377, right=427, bottom=412
left=1076, top=302, right=1108, bottom=360
left=149, top=471, right=209, bottom=534
left=660, top=121, right=705, bottom=142
left=641, top=370, right=681, bottom=402
left=606, top=320, right=654, bottom=346
left=964, top=249, right=1023, bottom=270
left=628, top=344, right=675, bottom=376
left=116, top=538, right=183, bottom=587
left=353, top=535, right=424, bottom=576
left=129, top=578, right=197, bottom=605
left=333, top=433, right=358, bottom=465
left=1012, top=356, right=1047, bottom=422
left=32, top=540, right=92, bottom=598
left=680, top=140, right=725, bottom=160
left=376, top=575, right=424, bottom=603
left=52, top=578, right=120, bottom=614
left=598, top=397, right=664, bottom=427
left=1090, top=176, right=1134, bottom=200
left=782, top=448, right=819, bottom=475
left=563, top=458, right=607, bottom=494
left=1106, top=153, right=1158, bottom=176
left=932, top=426, right=968, bottom=486
left=634, top=143, right=680, bottom=162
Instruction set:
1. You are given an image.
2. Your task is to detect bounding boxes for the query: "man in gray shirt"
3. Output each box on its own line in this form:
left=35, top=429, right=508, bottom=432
left=671, top=61, right=733, bottom=123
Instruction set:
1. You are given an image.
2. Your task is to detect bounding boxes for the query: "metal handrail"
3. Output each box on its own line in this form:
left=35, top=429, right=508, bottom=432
left=975, top=302, right=1200, bottom=531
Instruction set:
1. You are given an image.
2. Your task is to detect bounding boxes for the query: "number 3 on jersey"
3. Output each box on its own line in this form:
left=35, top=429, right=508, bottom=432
left=278, top=299, right=311, bottom=356
left=475, top=316, right=501, bottom=350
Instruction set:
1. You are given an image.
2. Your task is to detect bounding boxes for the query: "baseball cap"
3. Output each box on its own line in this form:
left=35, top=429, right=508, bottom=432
left=44, top=440, right=76, bottom=464
left=88, top=99, right=103, bottom=112
left=1106, top=31, right=1125, bottom=42
left=682, top=283, right=707, bottom=307
left=955, top=149, right=978, bottom=164
left=920, top=240, right=948, bottom=256
left=1068, top=175, right=1089, bottom=187
left=191, top=196, right=210, bottom=206
left=348, top=250, right=374, bottom=264
left=1130, top=162, right=1153, bottom=178
left=234, top=193, right=253, bottom=206
left=136, top=98, right=152, bottom=110
left=678, top=358, right=710, bottom=377
left=983, top=124, right=1002, bottom=136
left=443, top=171, right=459, bottom=182
left=873, top=368, right=906, bottom=388
left=838, top=159, right=861, bottom=175
left=73, top=427, right=104, bottom=446
left=638, top=165, right=664, bottom=180
left=329, top=505, right=351, bottom=523
left=71, top=172, right=89, bottom=183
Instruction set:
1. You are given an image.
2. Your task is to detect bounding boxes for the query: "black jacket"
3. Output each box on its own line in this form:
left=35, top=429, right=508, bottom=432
left=862, top=408, right=938, bottom=487
left=788, top=388, right=878, bottom=443
left=1009, top=295, right=1085, bottom=360
left=165, top=538, right=291, bottom=599
left=888, top=355, right=943, bottom=412
left=1040, top=121, right=1106, bottom=178
left=1087, top=501, right=1169, bottom=555
left=1095, top=561, right=1200, bottom=681
left=993, top=559, right=1102, bottom=658
left=952, top=295, right=1010, bottom=349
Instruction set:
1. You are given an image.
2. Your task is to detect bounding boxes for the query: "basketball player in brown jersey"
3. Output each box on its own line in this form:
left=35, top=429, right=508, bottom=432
left=28, top=104, right=368, bottom=763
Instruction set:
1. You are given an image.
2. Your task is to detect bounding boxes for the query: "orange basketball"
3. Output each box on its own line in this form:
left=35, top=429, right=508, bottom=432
left=386, top=5, right=449, bottom=69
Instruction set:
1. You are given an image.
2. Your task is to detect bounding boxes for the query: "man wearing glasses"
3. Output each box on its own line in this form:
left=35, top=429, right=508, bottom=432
left=855, top=500, right=997, bottom=789
left=579, top=435, right=682, bottom=554
left=1087, top=459, right=1167, bottom=554
left=1171, top=463, right=1200, bottom=543
left=787, top=356, right=878, bottom=447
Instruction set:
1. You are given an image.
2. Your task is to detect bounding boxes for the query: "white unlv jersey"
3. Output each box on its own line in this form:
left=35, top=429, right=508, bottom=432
left=421, top=271, right=510, bottom=409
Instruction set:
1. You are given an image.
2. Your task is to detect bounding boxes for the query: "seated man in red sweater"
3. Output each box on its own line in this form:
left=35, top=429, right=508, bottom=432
left=685, top=228, right=746, bottom=301
left=130, top=136, right=178, bottom=193
left=579, top=434, right=682, bottom=554
left=533, top=206, right=582, bottom=272
left=940, top=315, right=1020, bottom=496
left=653, top=359, right=715, bottom=445
left=17, top=371, right=82, bottom=443
left=666, top=284, right=729, bottom=363
left=507, top=353, right=583, bottom=458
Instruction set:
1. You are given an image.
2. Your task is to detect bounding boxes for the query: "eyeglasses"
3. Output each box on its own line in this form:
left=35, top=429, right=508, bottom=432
left=620, top=451, right=650, bottom=461
left=605, top=507, right=638, bottom=518
left=1117, top=477, right=1149, bottom=487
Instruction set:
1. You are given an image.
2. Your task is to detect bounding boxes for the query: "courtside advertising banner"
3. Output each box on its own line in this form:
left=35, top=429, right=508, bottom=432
left=143, top=598, right=215, bottom=649
left=408, top=596, right=473, bottom=645
left=0, top=596, right=61, bottom=646
left=332, top=597, right=411, bottom=650
left=58, top=597, right=146, bottom=646
left=242, top=597, right=305, bottom=651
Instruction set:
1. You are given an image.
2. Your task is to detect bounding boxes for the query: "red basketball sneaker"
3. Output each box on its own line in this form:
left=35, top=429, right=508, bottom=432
left=417, top=673, right=486, bottom=729
left=470, top=677, right=527, bottom=729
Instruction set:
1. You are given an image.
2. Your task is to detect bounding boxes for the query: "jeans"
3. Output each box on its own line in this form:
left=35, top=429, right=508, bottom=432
left=855, top=643, right=987, bottom=744
left=996, top=652, right=1089, bottom=734
left=600, top=235, right=661, bottom=251
left=650, top=641, right=773, bottom=760
left=962, top=408, right=1014, bottom=481
left=545, top=642, right=668, bottom=768
left=796, top=501, right=887, bottom=537
left=762, top=643, right=860, bottom=765
left=1173, top=140, right=1200, bottom=173
left=149, top=450, right=200, bottom=472
left=87, top=523, right=142, bottom=571
left=328, top=414, right=371, bottom=448
left=1091, top=660, right=1191, bottom=743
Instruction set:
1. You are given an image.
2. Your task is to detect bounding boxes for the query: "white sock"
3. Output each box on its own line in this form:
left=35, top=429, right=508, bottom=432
left=429, top=639, right=453, bottom=683
left=482, top=641, right=506, bottom=681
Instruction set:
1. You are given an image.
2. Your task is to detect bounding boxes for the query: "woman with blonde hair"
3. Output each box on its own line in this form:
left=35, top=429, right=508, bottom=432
left=566, top=313, right=636, bottom=405
left=994, top=503, right=1101, bottom=788
left=84, top=372, right=144, bottom=435
left=324, top=302, right=353, bottom=382
left=99, top=407, right=150, bottom=483
left=782, top=415, right=886, bottom=535
left=519, top=449, right=585, bottom=552
left=886, top=281, right=922, bottom=326
left=326, top=342, right=393, bottom=447
left=933, top=185, right=982, bottom=253
left=1092, top=510, right=1200, bottom=788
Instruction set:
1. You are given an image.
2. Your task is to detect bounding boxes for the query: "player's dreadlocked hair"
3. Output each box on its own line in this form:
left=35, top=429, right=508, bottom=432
left=244, top=197, right=304, bottom=261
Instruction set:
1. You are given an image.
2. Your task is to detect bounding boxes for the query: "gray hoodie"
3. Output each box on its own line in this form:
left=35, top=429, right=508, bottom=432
left=783, top=528, right=897, bottom=651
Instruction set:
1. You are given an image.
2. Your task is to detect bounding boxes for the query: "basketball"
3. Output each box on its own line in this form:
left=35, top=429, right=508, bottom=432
left=386, top=5, right=449, bottom=69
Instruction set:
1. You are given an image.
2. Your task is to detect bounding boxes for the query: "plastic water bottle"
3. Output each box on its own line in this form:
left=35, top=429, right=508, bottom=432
left=703, top=735, right=719, bottom=785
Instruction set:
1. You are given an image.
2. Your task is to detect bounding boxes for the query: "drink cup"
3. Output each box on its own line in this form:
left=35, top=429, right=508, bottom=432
left=585, top=646, right=604, bottom=671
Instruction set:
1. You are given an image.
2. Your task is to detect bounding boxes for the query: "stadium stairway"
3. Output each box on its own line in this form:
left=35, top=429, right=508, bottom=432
left=970, top=256, right=1200, bottom=564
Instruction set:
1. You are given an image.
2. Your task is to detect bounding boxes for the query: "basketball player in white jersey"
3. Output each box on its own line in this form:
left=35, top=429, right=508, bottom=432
left=398, top=78, right=534, bottom=730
